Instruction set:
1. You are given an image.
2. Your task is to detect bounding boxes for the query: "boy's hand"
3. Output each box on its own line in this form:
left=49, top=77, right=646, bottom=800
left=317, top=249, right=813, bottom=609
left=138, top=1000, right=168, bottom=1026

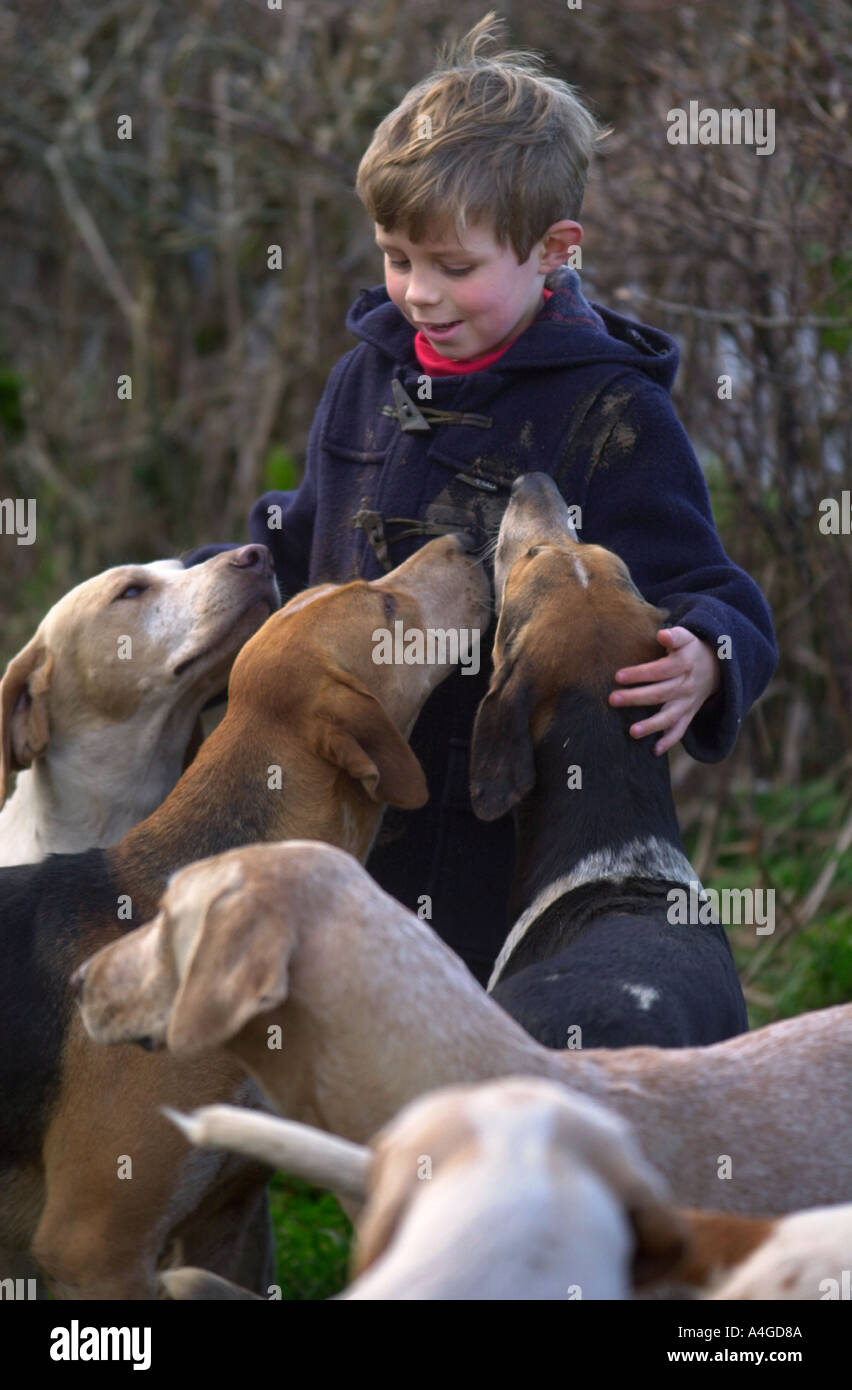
left=608, top=626, right=721, bottom=756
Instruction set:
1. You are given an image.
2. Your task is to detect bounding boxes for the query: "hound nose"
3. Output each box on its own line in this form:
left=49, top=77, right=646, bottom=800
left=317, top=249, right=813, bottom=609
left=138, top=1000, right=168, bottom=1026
left=230, top=544, right=273, bottom=576
left=511, top=473, right=555, bottom=500
left=70, top=961, right=87, bottom=1000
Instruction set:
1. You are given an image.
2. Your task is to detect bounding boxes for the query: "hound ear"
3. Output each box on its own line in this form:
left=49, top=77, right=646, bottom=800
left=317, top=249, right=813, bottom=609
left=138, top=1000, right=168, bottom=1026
left=469, top=660, right=536, bottom=821
left=0, top=638, right=52, bottom=804
left=549, top=1090, right=688, bottom=1287
left=168, top=878, right=296, bottom=1057
left=630, top=1199, right=690, bottom=1287
left=666, top=1208, right=774, bottom=1289
left=312, top=668, right=428, bottom=810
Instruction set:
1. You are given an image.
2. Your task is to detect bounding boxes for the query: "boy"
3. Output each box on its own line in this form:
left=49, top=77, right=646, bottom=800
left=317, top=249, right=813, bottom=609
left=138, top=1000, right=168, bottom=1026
left=187, top=16, right=777, bottom=984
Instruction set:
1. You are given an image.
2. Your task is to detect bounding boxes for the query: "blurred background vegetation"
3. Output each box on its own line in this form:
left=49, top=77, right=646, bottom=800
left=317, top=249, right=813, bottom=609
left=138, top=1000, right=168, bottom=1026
left=0, top=0, right=849, bottom=1297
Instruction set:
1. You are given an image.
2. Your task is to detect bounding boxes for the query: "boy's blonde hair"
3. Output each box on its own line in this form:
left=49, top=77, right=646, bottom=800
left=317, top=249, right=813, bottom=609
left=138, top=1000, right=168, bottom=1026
left=356, top=11, right=610, bottom=265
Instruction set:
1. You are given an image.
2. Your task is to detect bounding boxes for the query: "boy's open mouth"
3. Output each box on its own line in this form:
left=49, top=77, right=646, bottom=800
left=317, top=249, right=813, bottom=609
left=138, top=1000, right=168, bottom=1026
left=416, top=320, right=462, bottom=337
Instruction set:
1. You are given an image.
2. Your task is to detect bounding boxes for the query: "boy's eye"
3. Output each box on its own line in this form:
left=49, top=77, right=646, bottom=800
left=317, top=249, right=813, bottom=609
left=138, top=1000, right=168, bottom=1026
left=386, top=257, right=472, bottom=277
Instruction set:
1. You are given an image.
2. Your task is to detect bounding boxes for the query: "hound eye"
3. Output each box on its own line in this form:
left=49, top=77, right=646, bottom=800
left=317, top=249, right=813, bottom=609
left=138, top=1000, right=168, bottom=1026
left=382, top=593, right=396, bottom=620
left=526, top=546, right=542, bottom=559
left=115, top=584, right=148, bottom=600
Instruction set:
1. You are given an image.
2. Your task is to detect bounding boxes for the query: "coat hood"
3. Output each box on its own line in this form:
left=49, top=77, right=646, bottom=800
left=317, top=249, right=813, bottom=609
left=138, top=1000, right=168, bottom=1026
left=344, top=265, right=679, bottom=391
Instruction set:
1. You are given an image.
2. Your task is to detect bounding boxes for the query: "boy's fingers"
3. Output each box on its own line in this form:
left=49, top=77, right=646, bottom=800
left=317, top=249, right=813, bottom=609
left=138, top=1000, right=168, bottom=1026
left=654, top=714, right=692, bottom=755
left=610, top=677, right=685, bottom=707
left=628, top=699, right=690, bottom=739
left=614, top=655, right=684, bottom=683
left=657, top=626, right=693, bottom=649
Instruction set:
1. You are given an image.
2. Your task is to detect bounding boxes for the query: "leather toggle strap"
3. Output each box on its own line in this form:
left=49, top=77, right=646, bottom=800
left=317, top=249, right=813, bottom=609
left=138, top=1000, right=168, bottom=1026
left=382, top=379, right=493, bottom=433
left=351, top=508, right=463, bottom=572
left=388, top=380, right=430, bottom=432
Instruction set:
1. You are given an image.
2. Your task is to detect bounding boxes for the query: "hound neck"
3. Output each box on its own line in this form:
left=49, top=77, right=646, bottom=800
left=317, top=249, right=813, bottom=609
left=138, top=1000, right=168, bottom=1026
left=111, top=720, right=377, bottom=908
left=490, top=686, right=698, bottom=989
left=0, top=720, right=190, bottom=865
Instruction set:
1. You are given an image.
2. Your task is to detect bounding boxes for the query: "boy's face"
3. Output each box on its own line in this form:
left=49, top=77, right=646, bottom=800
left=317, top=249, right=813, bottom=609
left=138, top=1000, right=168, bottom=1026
left=375, top=217, right=581, bottom=361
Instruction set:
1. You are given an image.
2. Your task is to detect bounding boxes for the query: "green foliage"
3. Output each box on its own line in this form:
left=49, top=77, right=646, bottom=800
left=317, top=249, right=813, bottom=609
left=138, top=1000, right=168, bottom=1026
left=701, top=452, right=736, bottom=534
left=20, top=552, right=58, bottom=611
left=687, top=772, right=852, bottom=1030
left=805, top=242, right=852, bottom=353
left=263, top=446, right=299, bottom=493
left=0, top=368, right=24, bottom=437
left=268, top=1172, right=352, bottom=1301
left=737, top=915, right=852, bottom=1031
left=820, top=253, right=852, bottom=354
left=195, top=322, right=228, bottom=355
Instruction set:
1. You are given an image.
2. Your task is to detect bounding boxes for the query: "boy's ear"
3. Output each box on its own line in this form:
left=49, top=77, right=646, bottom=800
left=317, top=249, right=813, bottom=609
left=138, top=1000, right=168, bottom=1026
left=470, top=658, right=536, bottom=822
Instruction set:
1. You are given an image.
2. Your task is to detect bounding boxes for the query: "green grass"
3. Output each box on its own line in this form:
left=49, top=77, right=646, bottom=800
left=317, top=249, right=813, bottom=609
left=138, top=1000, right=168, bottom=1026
left=730, top=911, right=852, bottom=1031
left=268, top=1173, right=352, bottom=1300
left=684, top=772, right=852, bottom=1029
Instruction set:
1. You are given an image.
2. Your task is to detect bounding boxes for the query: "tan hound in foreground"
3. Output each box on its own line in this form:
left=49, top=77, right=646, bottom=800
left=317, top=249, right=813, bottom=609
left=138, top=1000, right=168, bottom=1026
left=77, top=841, right=852, bottom=1221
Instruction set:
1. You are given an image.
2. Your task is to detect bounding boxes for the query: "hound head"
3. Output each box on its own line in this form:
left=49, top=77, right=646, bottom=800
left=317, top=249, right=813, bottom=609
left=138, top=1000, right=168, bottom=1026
left=471, top=474, right=668, bottom=820
left=74, top=841, right=366, bottom=1059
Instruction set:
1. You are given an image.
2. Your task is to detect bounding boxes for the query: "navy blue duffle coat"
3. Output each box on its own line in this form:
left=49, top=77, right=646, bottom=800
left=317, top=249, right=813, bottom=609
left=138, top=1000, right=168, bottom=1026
left=186, top=266, right=777, bottom=982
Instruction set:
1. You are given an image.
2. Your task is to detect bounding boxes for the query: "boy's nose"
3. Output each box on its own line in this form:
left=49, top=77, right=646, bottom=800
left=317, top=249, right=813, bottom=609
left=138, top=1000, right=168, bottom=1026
left=405, top=274, right=441, bottom=308
left=406, top=294, right=441, bottom=314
